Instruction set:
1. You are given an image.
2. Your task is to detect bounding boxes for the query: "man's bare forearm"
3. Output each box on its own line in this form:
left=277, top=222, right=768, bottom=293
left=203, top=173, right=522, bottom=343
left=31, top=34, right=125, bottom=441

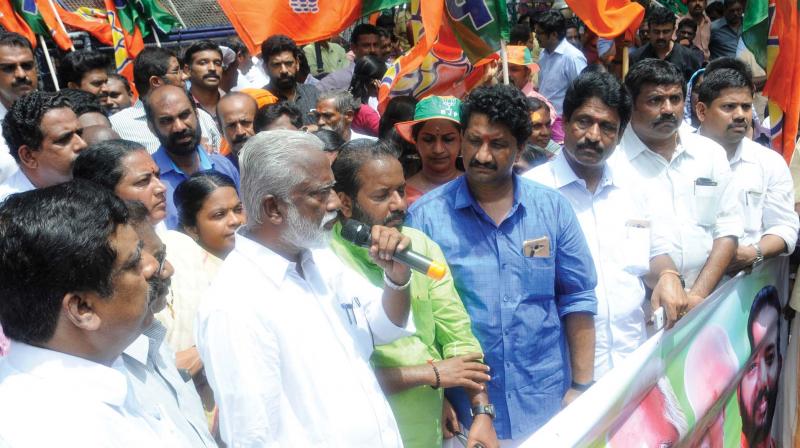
left=564, top=312, right=595, bottom=384
left=689, top=236, right=737, bottom=298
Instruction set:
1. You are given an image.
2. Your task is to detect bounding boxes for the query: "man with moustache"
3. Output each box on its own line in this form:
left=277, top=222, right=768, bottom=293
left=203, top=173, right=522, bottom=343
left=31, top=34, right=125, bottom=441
left=608, top=59, right=741, bottom=311
left=738, top=286, right=782, bottom=448
left=261, top=35, right=319, bottom=125
left=216, top=92, right=258, bottom=169
left=695, top=62, right=798, bottom=274
left=630, top=6, right=702, bottom=82
left=183, top=41, right=224, bottom=119
left=526, top=72, right=688, bottom=375
left=328, top=140, right=496, bottom=448
left=0, top=91, right=87, bottom=202
left=121, top=201, right=217, bottom=447
left=315, top=91, right=375, bottom=141
left=679, top=0, right=712, bottom=61
left=407, top=84, right=597, bottom=445
left=144, top=85, right=239, bottom=229
left=0, top=32, right=38, bottom=183
left=0, top=180, right=177, bottom=446
left=709, top=0, right=745, bottom=60
left=196, top=131, right=415, bottom=446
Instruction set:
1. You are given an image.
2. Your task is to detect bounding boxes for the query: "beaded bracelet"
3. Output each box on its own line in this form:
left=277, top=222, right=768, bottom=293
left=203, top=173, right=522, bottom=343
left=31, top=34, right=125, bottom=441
left=427, top=359, right=441, bottom=389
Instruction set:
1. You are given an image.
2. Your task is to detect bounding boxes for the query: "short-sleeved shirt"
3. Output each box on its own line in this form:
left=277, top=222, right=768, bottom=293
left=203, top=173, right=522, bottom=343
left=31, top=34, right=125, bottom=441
left=406, top=175, right=597, bottom=440
left=709, top=18, right=741, bottom=60
left=152, top=145, right=240, bottom=229
left=537, top=38, right=587, bottom=115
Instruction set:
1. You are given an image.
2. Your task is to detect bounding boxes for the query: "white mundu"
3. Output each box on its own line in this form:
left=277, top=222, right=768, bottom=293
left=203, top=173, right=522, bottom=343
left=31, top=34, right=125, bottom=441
left=608, top=125, right=743, bottom=287
left=196, top=233, right=414, bottom=447
left=729, top=137, right=798, bottom=249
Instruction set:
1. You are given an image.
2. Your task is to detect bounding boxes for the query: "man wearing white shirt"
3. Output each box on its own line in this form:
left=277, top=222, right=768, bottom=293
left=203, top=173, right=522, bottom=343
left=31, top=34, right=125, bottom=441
left=0, top=32, right=39, bottom=184
left=527, top=72, right=690, bottom=375
left=314, top=90, right=377, bottom=142
left=0, top=180, right=178, bottom=447
left=0, top=91, right=87, bottom=202
left=110, top=47, right=222, bottom=154
left=695, top=62, right=799, bottom=273
left=609, top=59, right=742, bottom=311
left=196, top=130, right=414, bottom=447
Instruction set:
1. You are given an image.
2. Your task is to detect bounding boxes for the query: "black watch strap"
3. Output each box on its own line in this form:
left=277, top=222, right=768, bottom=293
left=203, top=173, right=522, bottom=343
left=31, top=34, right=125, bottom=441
left=470, top=404, right=495, bottom=420
left=571, top=380, right=595, bottom=391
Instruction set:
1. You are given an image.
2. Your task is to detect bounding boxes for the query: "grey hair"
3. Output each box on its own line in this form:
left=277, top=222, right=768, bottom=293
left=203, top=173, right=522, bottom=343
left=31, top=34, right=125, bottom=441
left=318, top=90, right=360, bottom=114
left=239, top=130, right=325, bottom=227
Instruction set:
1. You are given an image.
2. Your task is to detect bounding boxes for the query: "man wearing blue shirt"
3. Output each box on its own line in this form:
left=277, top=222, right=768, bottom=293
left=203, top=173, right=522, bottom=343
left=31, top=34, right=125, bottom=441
left=407, top=84, right=598, bottom=444
left=144, top=84, right=240, bottom=229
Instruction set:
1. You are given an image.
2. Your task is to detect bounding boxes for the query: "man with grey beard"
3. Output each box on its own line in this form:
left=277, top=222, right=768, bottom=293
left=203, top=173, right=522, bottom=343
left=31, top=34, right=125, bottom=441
left=195, top=130, right=414, bottom=447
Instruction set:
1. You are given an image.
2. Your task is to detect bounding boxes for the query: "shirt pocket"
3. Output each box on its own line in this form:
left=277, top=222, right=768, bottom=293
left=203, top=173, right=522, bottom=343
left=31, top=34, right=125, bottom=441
left=521, top=256, right=556, bottom=301
left=743, top=189, right=765, bottom=233
left=348, top=297, right=375, bottom=359
left=692, top=181, right=720, bottom=227
left=617, top=223, right=651, bottom=276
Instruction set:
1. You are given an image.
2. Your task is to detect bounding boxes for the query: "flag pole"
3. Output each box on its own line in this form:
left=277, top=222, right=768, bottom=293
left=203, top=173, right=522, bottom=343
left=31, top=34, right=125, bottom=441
left=39, top=36, right=60, bottom=91
left=500, top=40, right=510, bottom=85
left=46, top=0, right=75, bottom=51
left=622, top=45, right=629, bottom=78
left=150, top=23, right=162, bottom=47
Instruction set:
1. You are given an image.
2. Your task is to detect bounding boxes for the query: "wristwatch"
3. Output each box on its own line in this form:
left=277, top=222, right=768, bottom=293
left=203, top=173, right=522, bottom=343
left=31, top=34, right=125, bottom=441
left=470, top=404, right=496, bottom=420
left=752, top=243, right=764, bottom=269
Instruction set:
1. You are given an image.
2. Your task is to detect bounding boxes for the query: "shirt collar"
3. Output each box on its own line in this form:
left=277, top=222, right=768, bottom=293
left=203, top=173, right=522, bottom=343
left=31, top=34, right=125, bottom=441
left=551, top=151, right=615, bottom=191
left=0, top=101, right=7, bottom=120
left=453, top=174, right=524, bottom=214
left=621, top=123, right=695, bottom=162
left=4, top=342, right=130, bottom=407
left=122, top=321, right=167, bottom=366
left=152, top=146, right=213, bottom=176
left=549, top=38, right=572, bottom=55
left=233, top=230, right=317, bottom=285
left=731, top=137, right=760, bottom=165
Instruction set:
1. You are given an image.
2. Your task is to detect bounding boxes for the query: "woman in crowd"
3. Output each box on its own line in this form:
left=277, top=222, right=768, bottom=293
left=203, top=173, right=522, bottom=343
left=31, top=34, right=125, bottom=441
left=394, top=96, right=463, bottom=204
left=379, top=96, right=420, bottom=177
left=72, top=139, right=168, bottom=229
left=349, top=55, right=386, bottom=136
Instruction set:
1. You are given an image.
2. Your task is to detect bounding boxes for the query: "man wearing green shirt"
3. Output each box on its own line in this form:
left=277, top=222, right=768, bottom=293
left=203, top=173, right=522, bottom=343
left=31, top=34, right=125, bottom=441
left=330, top=139, right=498, bottom=448
left=303, top=39, right=348, bottom=78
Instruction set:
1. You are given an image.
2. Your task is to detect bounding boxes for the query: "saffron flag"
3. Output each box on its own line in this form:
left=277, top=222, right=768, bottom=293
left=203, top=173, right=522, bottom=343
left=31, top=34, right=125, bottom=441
left=13, top=0, right=73, bottom=50
left=218, top=0, right=404, bottom=54
left=565, top=0, right=645, bottom=39
left=104, top=0, right=144, bottom=86
left=378, top=0, right=507, bottom=111
left=47, top=0, right=113, bottom=46
left=0, top=1, right=37, bottom=46
left=762, top=0, right=800, bottom=162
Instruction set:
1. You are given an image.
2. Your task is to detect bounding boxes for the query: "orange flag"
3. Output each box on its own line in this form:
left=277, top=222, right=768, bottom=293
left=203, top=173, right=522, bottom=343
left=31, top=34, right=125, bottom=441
left=565, top=0, right=645, bottom=39
left=218, top=0, right=358, bottom=54
left=47, top=1, right=113, bottom=46
left=35, top=0, right=75, bottom=50
left=0, top=2, right=37, bottom=46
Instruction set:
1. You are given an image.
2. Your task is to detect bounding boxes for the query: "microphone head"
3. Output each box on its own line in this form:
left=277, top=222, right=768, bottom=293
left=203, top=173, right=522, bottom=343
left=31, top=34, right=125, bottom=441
left=340, top=219, right=372, bottom=247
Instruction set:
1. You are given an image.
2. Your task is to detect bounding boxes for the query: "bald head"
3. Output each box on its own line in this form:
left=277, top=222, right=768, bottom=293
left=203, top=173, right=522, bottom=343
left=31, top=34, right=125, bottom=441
left=81, top=125, right=120, bottom=145
left=143, top=84, right=201, bottom=155
left=217, top=92, right=258, bottom=154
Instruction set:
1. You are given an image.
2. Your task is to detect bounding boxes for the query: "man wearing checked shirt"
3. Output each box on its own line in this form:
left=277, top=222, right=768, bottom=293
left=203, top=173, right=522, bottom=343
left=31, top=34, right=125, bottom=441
left=407, top=84, right=598, bottom=445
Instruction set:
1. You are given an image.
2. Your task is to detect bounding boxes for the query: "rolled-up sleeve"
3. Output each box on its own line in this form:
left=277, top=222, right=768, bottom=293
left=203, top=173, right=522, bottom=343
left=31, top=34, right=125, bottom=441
left=763, top=158, right=799, bottom=251
left=553, top=196, right=598, bottom=317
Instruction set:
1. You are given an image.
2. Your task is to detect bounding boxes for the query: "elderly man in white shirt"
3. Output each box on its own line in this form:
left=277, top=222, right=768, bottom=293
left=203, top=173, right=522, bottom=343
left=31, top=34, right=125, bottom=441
left=0, top=90, right=87, bottom=202
left=0, top=180, right=181, bottom=447
left=609, top=59, right=742, bottom=312
left=195, top=130, right=414, bottom=447
left=695, top=61, right=799, bottom=273
left=527, top=72, right=690, bottom=375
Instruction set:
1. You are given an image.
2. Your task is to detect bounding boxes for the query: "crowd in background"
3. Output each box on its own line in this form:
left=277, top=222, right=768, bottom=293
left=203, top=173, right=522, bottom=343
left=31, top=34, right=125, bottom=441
left=0, top=0, right=796, bottom=447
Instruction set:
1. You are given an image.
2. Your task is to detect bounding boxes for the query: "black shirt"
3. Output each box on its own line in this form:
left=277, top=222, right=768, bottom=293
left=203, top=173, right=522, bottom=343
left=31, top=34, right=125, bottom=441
left=630, top=42, right=703, bottom=82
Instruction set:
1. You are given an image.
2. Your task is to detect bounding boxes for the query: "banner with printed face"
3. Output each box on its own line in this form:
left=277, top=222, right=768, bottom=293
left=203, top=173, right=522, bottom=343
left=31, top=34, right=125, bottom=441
left=523, top=257, right=792, bottom=447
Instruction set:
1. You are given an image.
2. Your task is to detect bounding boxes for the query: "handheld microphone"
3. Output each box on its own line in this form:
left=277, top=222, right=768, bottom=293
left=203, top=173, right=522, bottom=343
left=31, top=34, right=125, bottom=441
left=340, top=219, right=447, bottom=281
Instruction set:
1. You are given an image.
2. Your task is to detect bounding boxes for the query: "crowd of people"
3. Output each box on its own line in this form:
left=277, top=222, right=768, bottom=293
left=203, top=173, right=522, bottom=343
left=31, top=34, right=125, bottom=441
left=0, top=0, right=796, bottom=447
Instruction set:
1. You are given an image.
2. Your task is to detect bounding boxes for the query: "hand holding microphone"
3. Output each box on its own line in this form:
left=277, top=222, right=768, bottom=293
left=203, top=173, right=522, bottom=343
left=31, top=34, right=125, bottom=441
left=341, top=219, right=447, bottom=281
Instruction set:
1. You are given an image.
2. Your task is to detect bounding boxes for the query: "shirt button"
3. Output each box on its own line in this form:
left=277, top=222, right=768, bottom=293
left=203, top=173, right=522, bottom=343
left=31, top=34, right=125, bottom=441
left=504, top=329, right=509, bottom=335
left=503, top=295, right=509, bottom=302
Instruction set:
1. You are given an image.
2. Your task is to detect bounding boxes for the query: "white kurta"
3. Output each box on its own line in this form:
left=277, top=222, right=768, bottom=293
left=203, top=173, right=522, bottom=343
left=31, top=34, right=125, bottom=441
left=195, top=232, right=414, bottom=447
left=729, top=137, right=798, bottom=249
left=0, top=343, right=178, bottom=447
left=608, top=125, right=743, bottom=287
left=526, top=153, right=670, bottom=379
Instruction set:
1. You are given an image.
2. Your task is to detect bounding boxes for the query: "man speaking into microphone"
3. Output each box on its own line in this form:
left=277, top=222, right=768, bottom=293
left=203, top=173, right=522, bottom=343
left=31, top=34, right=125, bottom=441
left=196, top=131, right=415, bottom=447
left=330, top=139, right=498, bottom=448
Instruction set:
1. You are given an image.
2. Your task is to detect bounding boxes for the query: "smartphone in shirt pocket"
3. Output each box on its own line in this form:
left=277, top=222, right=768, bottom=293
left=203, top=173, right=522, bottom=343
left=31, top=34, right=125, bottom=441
left=621, top=219, right=651, bottom=275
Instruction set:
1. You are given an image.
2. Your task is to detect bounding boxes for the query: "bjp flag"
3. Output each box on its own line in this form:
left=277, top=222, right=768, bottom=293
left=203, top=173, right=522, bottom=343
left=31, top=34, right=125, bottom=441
left=0, top=1, right=37, bottom=46
left=218, top=0, right=403, bottom=55
left=565, top=0, right=644, bottom=39
left=45, top=0, right=113, bottom=46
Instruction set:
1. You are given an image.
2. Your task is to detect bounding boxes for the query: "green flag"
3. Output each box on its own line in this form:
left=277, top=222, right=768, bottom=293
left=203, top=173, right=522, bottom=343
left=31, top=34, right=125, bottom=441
left=12, top=0, right=48, bottom=35
left=134, top=0, right=181, bottom=34
left=659, top=0, right=688, bottom=16
left=115, top=0, right=180, bottom=37
left=742, top=0, right=769, bottom=69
